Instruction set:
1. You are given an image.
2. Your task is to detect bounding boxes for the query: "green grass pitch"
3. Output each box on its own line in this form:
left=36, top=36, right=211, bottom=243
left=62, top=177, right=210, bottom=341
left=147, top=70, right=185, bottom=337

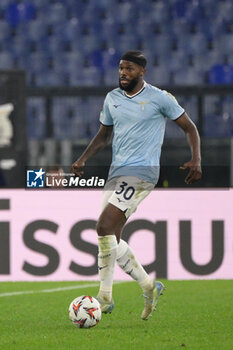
left=0, top=280, right=232, bottom=350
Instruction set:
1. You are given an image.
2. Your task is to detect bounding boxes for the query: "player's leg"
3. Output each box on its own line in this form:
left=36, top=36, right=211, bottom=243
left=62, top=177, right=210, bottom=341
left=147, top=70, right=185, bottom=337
left=110, top=176, right=153, bottom=292
left=100, top=182, right=152, bottom=297
left=111, top=177, right=165, bottom=320
left=98, top=176, right=165, bottom=318
left=96, top=202, right=127, bottom=312
left=116, top=237, right=164, bottom=320
left=116, top=239, right=153, bottom=291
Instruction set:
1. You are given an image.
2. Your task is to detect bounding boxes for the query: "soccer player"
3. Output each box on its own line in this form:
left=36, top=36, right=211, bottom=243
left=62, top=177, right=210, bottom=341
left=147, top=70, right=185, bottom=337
left=71, top=50, right=202, bottom=320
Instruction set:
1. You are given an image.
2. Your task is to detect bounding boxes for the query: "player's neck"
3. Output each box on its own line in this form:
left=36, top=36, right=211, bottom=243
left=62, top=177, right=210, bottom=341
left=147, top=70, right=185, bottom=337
left=125, top=80, right=145, bottom=97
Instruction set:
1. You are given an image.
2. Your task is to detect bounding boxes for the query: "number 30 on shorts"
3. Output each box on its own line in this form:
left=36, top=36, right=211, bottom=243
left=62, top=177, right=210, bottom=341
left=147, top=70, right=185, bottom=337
left=115, top=181, right=135, bottom=200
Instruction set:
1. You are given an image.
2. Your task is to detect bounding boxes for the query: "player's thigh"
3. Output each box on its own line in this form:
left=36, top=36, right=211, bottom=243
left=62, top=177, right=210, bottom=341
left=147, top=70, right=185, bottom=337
left=108, top=176, right=154, bottom=219
left=97, top=202, right=127, bottom=237
left=101, top=177, right=117, bottom=212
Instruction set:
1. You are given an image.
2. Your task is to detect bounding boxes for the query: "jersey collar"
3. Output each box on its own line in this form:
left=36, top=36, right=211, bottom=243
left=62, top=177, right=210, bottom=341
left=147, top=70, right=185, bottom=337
left=124, top=81, right=146, bottom=99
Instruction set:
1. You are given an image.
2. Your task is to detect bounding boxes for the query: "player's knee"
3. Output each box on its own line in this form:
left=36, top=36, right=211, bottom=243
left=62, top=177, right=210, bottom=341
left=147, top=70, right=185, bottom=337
left=96, top=219, right=111, bottom=236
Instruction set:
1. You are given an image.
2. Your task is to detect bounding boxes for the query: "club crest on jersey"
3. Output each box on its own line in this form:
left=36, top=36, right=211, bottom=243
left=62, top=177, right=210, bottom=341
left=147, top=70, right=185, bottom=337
left=138, top=101, right=149, bottom=110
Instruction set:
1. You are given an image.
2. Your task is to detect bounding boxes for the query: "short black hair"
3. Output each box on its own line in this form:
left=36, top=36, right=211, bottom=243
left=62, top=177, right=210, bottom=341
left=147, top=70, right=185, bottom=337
left=121, top=50, right=147, bottom=68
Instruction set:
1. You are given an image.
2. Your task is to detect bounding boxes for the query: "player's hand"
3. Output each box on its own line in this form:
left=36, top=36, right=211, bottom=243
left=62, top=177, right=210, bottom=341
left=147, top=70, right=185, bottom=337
left=71, top=159, right=85, bottom=177
left=179, top=160, right=202, bottom=184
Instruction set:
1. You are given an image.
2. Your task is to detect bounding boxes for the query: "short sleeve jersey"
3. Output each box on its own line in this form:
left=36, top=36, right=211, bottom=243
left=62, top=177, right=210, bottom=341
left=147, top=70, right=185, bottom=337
left=100, top=82, right=184, bottom=184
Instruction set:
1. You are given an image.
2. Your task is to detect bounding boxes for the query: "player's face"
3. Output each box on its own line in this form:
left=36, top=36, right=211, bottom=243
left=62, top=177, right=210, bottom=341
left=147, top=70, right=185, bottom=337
left=118, top=60, right=144, bottom=92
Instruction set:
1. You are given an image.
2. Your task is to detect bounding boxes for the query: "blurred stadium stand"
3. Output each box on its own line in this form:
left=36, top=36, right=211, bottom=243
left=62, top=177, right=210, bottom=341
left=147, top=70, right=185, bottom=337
left=0, top=0, right=232, bottom=187
left=0, top=0, right=231, bottom=89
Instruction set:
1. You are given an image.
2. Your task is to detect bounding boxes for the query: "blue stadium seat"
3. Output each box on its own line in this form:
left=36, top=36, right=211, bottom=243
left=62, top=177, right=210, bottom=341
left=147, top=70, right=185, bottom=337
left=63, top=18, right=82, bottom=41
left=172, top=18, right=191, bottom=37
left=51, top=98, right=88, bottom=140
left=202, top=0, right=218, bottom=20
left=185, top=1, right=204, bottom=23
left=0, top=37, right=12, bottom=53
left=48, top=3, right=67, bottom=24
left=14, top=52, right=30, bottom=70
left=208, top=64, right=233, bottom=84
left=0, top=0, right=13, bottom=9
left=69, top=71, right=85, bottom=86
left=204, top=113, right=233, bottom=138
left=107, top=35, right=139, bottom=55
left=51, top=99, right=71, bottom=140
left=146, top=66, right=171, bottom=86
left=47, top=36, right=68, bottom=54
left=31, top=69, right=68, bottom=87
left=81, top=67, right=102, bottom=86
left=18, top=2, right=36, bottom=22
left=0, top=20, right=11, bottom=40
left=0, top=52, right=14, bottom=69
left=190, top=53, right=208, bottom=71
left=188, top=17, right=212, bottom=38
left=186, top=33, right=208, bottom=54
left=168, top=50, right=190, bottom=71
left=149, top=1, right=171, bottom=22
left=214, top=34, right=233, bottom=55
left=86, top=49, right=103, bottom=70
left=104, top=67, right=119, bottom=86
left=62, top=52, right=84, bottom=74
left=68, top=65, right=102, bottom=87
left=28, top=52, right=50, bottom=73
left=33, top=0, right=47, bottom=9
left=81, top=36, right=103, bottom=54
left=183, top=96, right=198, bottom=123
left=142, top=34, right=173, bottom=57
left=113, top=2, right=136, bottom=23
left=222, top=96, right=233, bottom=127
left=227, top=53, right=233, bottom=65
left=47, top=70, right=69, bottom=86
left=102, top=49, right=121, bottom=69
left=49, top=20, right=70, bottom=39
left=69, top=37, right=85, bottom=52
left=27, top=98, right=46, bottom=139
left=136, top=20, right=155, bottom=38
left=64, top=0, right=86, bottom=13
left=82, top=4, right=106, bottom=24
left=204, top=95, right=222, bottom=116
left=225, top=65, right=233, bottom=84
left=85, top=97, right=103, bottom=138
left=27, top=19, right=48, bottom=41
left=101, top=21, right=120, bottom=40
left=171, top=0, right=187, bottom=19
left=217, top=1, right=233, bottom=22
left=173, top=67, right=205, bottom=85
left=205, top=50, right=225, bottom=69
left=31, top=37, right=48, bottom=52
left=5, top=2, right=36, bottom=27
left=90, top=0, right=112, bottom=6
left=5, top=3, right=20, bottom=27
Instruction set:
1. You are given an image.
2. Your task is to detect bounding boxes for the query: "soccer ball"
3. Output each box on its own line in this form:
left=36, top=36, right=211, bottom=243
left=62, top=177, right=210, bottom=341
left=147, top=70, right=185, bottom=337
left=68, top=295, right=102, bottom=328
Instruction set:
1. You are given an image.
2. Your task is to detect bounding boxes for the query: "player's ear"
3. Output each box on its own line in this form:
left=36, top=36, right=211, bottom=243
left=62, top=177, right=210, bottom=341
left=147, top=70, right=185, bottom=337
left=140, top=67, right=146, bottom=76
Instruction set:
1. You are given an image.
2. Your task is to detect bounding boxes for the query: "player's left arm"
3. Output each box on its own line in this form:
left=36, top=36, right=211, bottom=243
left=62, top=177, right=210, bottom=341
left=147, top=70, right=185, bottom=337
left=175, top=112, right=202, bottom=184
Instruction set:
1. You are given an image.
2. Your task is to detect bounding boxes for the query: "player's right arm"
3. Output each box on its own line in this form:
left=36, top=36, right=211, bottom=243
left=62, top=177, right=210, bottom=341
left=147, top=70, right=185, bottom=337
left=71, top=124, right=113, bottom=176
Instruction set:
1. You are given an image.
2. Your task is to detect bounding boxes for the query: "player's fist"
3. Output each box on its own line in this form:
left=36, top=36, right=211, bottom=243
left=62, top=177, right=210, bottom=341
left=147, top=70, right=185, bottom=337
left=179, top=160, right=202, bottom=184
left=71, top=159, right=85, bottom=177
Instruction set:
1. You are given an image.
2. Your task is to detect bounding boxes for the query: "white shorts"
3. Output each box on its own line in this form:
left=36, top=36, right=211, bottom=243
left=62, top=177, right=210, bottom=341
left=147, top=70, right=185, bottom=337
left=101, top=176, right=154, bottom=219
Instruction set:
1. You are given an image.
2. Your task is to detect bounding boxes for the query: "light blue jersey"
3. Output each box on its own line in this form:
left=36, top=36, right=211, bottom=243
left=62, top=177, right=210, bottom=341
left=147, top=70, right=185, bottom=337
left=100, top=82, right=185, bottom=184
